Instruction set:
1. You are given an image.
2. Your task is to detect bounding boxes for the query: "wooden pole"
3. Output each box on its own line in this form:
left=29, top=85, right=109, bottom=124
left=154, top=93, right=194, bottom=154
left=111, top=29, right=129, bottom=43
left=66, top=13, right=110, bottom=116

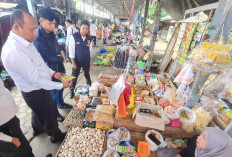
left=136, top=0, right=144, bottom=45
left=139, top=0, right=150, bottom=45
left=146, top=0, right=163, bottom=71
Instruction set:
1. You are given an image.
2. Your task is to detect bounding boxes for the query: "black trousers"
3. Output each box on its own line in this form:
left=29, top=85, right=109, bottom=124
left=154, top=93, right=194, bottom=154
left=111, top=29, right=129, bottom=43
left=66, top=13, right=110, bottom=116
left=21, top=89, right=63, bottom=140
left=0, top=116, right=34, bottom=157
left=91, top=36, right=96, bottom=46
left=70, top=62, right=92, bottom=92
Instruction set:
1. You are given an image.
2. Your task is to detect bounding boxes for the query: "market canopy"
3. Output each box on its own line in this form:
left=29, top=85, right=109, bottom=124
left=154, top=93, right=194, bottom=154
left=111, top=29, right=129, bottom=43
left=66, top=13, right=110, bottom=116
left=163, top=0, right=219, bottom=20
left=95, top=0, right=141, bottom=18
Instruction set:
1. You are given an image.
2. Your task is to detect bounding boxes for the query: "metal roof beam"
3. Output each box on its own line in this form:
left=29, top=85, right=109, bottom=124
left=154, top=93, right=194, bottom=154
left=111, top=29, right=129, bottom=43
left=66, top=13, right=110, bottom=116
left=185, top=2, right=218, bottom=14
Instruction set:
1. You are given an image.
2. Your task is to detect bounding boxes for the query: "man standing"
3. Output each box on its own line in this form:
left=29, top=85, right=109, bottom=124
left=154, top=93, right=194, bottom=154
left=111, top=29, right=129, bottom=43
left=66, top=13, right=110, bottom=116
left=90, top=20, right=97, bottom=46
left=65, top=19, right=78, bottom=60
left=69, top=20, right=92, bottom=98
left=34, top=8, right=72, bottom=123
left=1, top=9, right=71, bottom=143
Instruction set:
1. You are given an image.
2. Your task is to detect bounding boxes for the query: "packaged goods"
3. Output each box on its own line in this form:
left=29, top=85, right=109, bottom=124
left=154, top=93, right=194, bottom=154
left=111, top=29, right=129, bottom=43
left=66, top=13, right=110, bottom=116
left=192, top=106, right=212, bottom=132
left=93, top=112, right=114, bottom=124
left=60, top=74, right=76, bottom=82
left=63, top=110, right=83, bottom=127
left=174, top=63, right=194, bottom=85
left=74, top=85, right=90, bottom=95
left=178, top=107, right=196, bottom=133
left=89, top=97, right=102, bottom=107
left=96, top=105, right=116, bottom=115
left=188, top=42, right=231, bottom=72
left=84, top=110, right=95, bottom=122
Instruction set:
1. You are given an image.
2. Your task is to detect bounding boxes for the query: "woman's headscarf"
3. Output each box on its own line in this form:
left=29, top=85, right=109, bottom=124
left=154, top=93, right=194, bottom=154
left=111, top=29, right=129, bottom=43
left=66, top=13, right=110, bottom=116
left=195, top=127, right=232, bottom=157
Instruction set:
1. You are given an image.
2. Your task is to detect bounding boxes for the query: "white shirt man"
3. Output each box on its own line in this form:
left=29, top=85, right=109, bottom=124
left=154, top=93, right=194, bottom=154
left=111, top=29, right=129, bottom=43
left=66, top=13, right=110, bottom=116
left=1, top=32, right=63, bottom=92
left=90, top=21, right=97, bottom=46
left=65, top=24, right=78, bottom=47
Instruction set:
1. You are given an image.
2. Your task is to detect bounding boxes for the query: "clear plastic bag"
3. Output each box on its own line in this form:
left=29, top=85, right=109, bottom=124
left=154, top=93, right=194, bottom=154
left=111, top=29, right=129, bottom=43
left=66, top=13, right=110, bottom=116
left=89, top=81, right=100, bottom=97
left=103, top=149, right=119, bottom=157
left=188, top=42, right=231, bottom=72
left=89, top=97, right=102, bottom=107
left=115, top=127, right=131, bottom=141
left=174, top=63, right=194, bottom=85
left=96, top=105, right=116, bottom=115
left=192, top=97, right=221, bottom=132
left=178, top=107, right=196, bottom=133
left=204, top=68, right=232, bottom=99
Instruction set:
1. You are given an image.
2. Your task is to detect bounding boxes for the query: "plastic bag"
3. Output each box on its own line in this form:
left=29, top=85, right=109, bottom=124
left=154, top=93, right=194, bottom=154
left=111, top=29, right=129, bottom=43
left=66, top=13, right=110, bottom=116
left=74, top=85, right=90, bottom=95
left=188, top=42, right=231, bottom=72
left=170, top=118, right=182, bottom=128
left=109, top=76, right=126, bottom=104
left=178, top=107, right=196, bottom=133
left=115, top=127, right=131, bottom=141
left=174, top=63, right=194, bottom=85
left=96, top=105, right=116, bottom=115
left=89, top=81, right=100, bottom=97
left=89, top=97, right=102, bottom=107
left=204, top=68, right=232, bottom=99
left=103, top=149, right=119, bottom=157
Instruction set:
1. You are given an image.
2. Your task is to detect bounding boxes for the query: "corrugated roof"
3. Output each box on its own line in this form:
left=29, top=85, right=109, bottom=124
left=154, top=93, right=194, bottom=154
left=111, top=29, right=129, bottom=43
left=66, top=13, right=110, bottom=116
left=95, top=0, right=141, bottom=18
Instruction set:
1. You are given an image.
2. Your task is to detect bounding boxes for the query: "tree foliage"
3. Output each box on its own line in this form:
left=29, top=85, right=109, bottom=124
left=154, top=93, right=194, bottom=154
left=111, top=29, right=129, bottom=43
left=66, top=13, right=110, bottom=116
left=148, top=4, right=168, bottom=20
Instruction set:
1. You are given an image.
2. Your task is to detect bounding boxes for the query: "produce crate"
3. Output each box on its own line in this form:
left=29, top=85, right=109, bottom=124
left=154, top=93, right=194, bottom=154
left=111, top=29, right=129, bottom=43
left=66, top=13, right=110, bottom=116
left=97, top=73, right=118, bottom=86
left=133, top=85, right=151, bottom=97
left=62, top=108, right=84, bottom=127
left=56, top=127, right=106, bottom=157
left=159, top=79, right=176, bottom=90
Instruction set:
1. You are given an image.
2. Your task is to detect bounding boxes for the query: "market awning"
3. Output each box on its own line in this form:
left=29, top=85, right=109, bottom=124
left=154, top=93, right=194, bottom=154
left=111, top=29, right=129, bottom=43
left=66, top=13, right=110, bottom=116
left=95, top=0, right=141, bottom=18
left=163, top=0, right=219, bottom=20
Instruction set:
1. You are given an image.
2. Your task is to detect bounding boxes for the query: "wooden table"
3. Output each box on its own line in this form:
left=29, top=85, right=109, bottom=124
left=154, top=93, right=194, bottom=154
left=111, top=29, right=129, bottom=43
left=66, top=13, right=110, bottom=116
left=114, top=116, right=198, bottom=138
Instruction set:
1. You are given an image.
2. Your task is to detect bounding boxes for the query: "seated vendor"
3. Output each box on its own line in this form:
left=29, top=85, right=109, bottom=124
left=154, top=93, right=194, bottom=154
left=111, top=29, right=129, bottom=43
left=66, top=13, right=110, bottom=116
left=115, top=36, right=121, bottom=45
left=176, top=127, right=232, bottom=157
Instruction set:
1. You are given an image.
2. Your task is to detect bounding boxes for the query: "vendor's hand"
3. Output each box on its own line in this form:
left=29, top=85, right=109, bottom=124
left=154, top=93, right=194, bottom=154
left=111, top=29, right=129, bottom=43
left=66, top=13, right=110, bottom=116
left=72, top=63, right=77, bottom=69
left=62, top=80, right=72, bottom=88
left=11, top=137, right=21, bottom=147
left=54, top=72, right=63, bottom=80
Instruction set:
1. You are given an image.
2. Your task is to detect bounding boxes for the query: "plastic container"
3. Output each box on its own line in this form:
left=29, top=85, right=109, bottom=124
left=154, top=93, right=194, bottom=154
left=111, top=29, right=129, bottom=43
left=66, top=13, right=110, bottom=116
left=137, top=61, right=146, bottom=69
left=100, top=49, right=107, bottom=53
left=145, top=130, right=164, bottom=151
left=137, top=141, right=150, bottom=157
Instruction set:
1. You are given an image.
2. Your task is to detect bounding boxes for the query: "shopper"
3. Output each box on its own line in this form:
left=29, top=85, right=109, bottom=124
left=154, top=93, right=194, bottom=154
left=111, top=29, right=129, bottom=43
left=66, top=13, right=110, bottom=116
left=103, top=23, right=109, bottom=46
left=69, top=20, right=93, bottom=98
left=176, top=127, right=232, bottom=157
left=1, top=9, right=71, bottom=143
left=34, top=8, right=72, bottom=122
left=65, top=19, right=78, bottom=50
left=90, top=20, right=97, bottom=46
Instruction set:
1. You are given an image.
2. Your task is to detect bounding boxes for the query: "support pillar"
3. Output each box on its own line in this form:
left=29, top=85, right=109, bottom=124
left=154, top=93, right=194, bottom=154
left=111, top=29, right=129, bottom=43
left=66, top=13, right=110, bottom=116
left=92, top=0, right=94, bottom=18
left=65, top=0, right=71, bottom=19
left=26, top=0, right=37, bottom=21
left=83, top=0, right=86, bottom=19
left=136, top=0, right=144, bottom=45
left=146, top=0, right=163, bottom=71
left=139, top=0, right=150, bottom=45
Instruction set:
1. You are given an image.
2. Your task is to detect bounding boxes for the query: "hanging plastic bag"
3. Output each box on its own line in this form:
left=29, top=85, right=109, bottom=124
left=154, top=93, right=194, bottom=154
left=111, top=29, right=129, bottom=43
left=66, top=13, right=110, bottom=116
left=204, top=68, right=232, bottom=99
left=174, top=63, right=194, bottom=85
left=109, top=76, right=126, bottom=104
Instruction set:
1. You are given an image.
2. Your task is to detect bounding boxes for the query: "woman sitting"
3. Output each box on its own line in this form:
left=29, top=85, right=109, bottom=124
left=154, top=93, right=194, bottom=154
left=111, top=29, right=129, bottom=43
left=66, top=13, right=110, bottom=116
left=176, top=127, right=232, bottom=157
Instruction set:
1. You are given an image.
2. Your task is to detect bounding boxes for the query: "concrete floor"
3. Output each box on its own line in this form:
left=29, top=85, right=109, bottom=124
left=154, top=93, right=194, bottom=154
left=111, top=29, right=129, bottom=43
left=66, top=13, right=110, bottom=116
left=9, top=36, right=167, bottom=157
